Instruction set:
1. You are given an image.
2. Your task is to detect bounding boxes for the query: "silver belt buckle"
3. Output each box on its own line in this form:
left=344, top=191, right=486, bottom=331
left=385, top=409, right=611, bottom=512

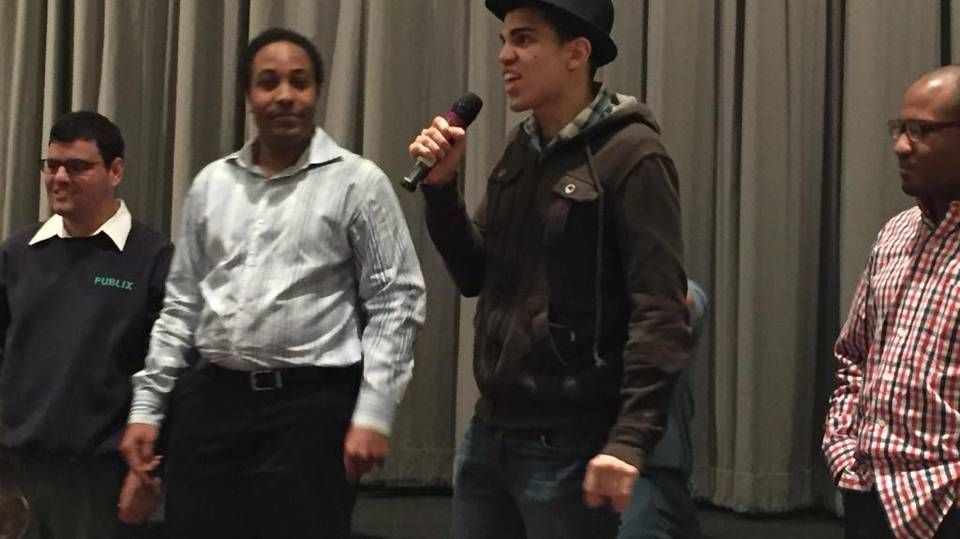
left=250, top=370, right=283, bottom=391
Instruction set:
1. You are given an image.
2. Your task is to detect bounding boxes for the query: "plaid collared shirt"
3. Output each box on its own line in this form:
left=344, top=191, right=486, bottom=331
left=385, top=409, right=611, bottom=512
left=523, top=84, right=614, bottom=153
left=824, top=202, right=960, bottom=539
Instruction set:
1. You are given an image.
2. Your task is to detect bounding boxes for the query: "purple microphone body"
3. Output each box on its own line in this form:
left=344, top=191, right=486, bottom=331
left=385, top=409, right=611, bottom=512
left=401, top=92, right=483, bottom=192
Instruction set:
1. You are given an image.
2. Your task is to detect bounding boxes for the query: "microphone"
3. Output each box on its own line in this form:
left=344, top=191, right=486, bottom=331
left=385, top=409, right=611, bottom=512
left=400, top=92, right=483, bottom=192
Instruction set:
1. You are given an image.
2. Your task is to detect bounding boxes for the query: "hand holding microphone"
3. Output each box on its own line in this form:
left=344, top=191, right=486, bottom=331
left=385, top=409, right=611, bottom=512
left=403, top=92, right=483, bottom=191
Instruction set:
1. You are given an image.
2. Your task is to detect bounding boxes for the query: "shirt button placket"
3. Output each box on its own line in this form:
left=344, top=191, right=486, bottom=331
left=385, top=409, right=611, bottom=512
left=248, top=196, right=269, bottom=263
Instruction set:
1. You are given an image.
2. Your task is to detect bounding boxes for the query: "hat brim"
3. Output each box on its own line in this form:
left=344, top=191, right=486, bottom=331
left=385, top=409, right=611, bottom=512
left=485, top=0, right=618, bottom=66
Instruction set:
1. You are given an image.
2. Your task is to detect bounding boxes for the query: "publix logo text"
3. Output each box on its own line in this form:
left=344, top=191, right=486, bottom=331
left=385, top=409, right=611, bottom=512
left=93, top=276, right=134, bottom=291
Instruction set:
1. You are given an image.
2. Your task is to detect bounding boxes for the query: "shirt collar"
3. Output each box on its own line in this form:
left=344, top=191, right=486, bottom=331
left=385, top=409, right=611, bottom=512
left=228, top=127, right=344, bottom=179
left=523, top=84, right=614, bottom=152
left=918, top=198, right=960, bottom=230
left=29, top=199, right=132, bottom=251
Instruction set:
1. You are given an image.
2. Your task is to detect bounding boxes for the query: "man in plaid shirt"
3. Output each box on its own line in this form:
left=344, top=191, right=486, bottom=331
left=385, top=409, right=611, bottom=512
left=824, top=65, right=960, bottom=539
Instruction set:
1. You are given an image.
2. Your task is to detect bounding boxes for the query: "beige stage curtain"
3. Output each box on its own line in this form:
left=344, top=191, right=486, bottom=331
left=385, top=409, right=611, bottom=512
left=0, top=0, right=956, bottom=509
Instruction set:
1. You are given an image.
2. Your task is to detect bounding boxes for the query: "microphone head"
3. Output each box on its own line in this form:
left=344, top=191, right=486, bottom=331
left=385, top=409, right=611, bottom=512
left=447, top=92, right=484, bottom=128
left=402, top=92, right=483, bottom=193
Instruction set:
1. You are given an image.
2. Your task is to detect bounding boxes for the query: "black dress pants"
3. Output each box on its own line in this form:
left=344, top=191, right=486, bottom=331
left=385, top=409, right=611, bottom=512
left=164, top=364, right=360, bottom=539
left=843, top=489, right=960, bottom=539
left=2, top=450, right=151, bottom=539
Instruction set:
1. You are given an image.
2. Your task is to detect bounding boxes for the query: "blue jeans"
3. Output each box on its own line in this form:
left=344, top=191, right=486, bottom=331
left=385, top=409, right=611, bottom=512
left=453, top=418, right=620, bottom=539
left=617, top=468, right=699, bottom=539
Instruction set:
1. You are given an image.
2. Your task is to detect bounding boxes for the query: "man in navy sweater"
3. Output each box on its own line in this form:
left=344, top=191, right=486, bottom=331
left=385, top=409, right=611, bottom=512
left=0, top=111, right=173, bottom=538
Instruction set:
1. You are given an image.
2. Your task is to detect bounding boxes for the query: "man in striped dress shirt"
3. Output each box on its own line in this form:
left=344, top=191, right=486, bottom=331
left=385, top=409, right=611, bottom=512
left=119, top=28, right=426, bottom=538
left=823, top=65, right=960, bottom=539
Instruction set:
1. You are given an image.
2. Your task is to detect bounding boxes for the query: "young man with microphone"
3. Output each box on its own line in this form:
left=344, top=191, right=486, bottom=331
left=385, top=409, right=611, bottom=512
left=408, top=0, right=690, bottom=536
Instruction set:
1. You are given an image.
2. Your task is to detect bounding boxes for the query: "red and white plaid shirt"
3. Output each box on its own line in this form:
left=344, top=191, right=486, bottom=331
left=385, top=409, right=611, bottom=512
left=824, top=202, right=960, bottom=539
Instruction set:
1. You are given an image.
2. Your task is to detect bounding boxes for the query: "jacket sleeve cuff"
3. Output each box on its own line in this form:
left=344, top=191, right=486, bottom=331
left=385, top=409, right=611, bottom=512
left=420, top=176, right=463, bottom=210
left=600, top=441, right=645, bottom=471
left=351, top=387, right=397, bottom=436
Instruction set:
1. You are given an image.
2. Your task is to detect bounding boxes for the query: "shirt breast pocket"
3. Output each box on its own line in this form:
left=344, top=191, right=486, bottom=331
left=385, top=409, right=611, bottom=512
left=922, top=259, right=960, bottom=378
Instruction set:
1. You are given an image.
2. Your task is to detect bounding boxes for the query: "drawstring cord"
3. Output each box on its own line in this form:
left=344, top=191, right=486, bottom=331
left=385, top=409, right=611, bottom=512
left=584, top=144, right=606, bottom=368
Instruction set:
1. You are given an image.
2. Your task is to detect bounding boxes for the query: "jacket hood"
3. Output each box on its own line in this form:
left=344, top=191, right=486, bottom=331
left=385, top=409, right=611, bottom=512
left=578, top=93, right=664, bottom=143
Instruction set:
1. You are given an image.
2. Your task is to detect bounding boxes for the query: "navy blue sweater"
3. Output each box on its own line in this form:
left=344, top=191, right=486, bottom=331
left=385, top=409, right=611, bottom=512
left=0, top=221, right=172, bottom=456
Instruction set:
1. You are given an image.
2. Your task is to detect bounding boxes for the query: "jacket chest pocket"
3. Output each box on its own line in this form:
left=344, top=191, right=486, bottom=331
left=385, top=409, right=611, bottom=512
left=482, top=165, right=525, bottom=236
left=481, top=164, right=533, bottom=291
left=542, top=174, right=602, bottom=316
left=542, top=173, right=600, bottom=247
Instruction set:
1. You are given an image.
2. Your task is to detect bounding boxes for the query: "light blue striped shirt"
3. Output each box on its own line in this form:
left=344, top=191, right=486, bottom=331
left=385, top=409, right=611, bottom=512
left=129, top=127, right=426, bottom=435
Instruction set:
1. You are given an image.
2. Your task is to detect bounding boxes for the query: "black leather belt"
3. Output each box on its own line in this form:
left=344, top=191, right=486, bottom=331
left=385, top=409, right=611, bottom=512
left=200, top=363, right=361, bottom=392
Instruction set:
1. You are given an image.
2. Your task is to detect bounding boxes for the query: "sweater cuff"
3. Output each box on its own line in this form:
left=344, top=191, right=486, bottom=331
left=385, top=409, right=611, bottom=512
left=600, top=441, right=645, bottom=471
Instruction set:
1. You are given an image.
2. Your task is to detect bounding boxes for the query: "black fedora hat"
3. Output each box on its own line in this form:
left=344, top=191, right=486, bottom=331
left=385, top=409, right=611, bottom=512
left=485, top=0, right=617, bottom=67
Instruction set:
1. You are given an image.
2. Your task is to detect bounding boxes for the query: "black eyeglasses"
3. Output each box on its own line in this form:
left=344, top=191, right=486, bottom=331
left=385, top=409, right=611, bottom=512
left=887, top=119, right=960, bottom=142
left=39, top=158, right=103, bottom=175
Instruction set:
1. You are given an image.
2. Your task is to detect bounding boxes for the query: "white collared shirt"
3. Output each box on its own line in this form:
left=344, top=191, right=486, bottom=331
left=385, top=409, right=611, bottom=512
left=29, top=200, right=132, bottom=251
